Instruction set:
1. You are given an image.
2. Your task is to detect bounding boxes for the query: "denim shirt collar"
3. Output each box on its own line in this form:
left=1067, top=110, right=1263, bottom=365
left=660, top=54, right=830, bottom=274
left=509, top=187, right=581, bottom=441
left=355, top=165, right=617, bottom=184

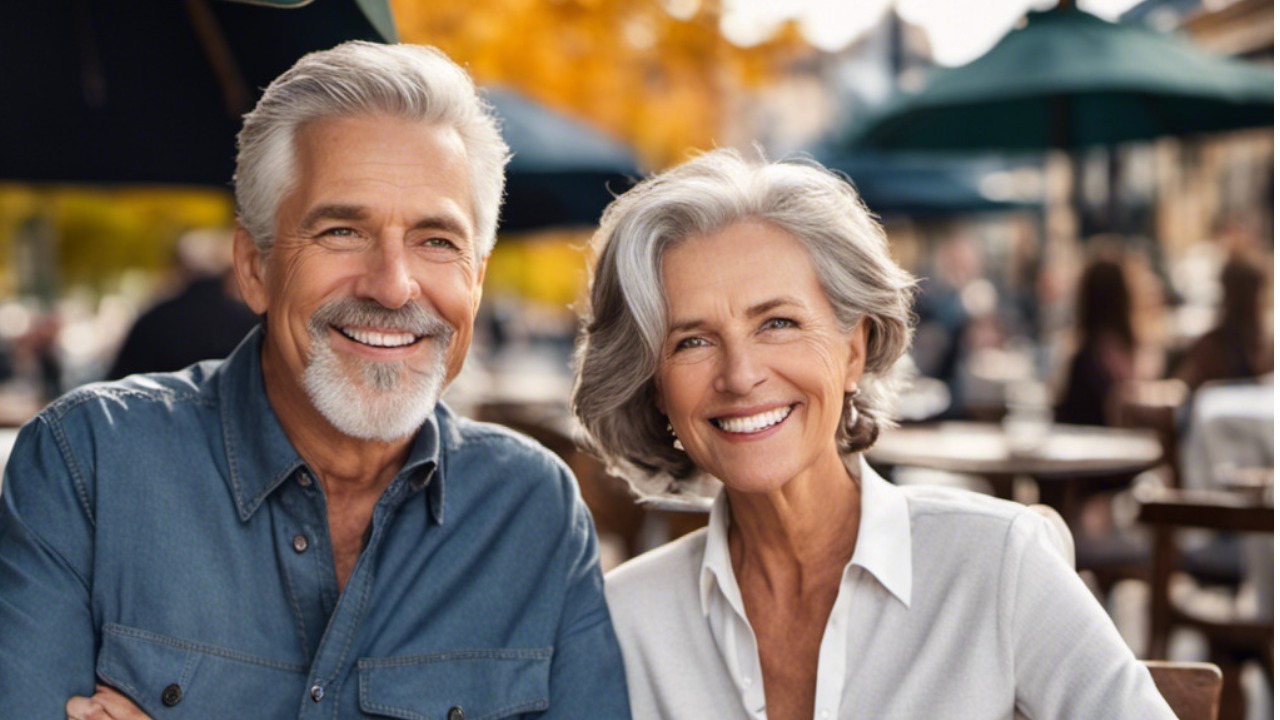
left=216, top=326, right=446, bottom=524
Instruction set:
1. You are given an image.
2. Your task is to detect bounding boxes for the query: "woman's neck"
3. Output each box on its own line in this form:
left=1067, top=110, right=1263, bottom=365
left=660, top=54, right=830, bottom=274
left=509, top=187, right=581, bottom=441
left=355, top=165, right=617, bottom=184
left=725, top=452, right=862, bottom=596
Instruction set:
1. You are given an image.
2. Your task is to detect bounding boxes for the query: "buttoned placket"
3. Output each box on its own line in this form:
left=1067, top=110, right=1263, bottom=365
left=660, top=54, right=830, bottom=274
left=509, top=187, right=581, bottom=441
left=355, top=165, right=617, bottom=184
left=812, top=565, right=858, bottom=720
left=291, top=463, right=435, bottom=719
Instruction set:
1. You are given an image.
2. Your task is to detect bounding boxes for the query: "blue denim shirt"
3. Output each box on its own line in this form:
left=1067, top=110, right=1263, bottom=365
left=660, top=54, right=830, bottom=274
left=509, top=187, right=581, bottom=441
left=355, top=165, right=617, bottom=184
left=0, top=329, right=630, bottom=719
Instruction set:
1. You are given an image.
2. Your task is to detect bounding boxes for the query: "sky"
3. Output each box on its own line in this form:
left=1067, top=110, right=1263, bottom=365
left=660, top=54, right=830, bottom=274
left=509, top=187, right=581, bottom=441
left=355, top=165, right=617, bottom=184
left=715, top=0, right=1148, bottom=65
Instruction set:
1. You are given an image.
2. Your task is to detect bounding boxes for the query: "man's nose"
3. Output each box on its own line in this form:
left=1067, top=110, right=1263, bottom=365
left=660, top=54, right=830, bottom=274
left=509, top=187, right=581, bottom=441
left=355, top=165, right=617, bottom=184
left=713, top=341, right=766, bottom=396
left=356, top=241, right=420, bottom=309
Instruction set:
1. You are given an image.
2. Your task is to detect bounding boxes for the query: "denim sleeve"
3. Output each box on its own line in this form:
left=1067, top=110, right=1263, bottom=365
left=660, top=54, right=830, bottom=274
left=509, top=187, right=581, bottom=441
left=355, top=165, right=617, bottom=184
left=0, top=415, right=98, bottom=715
left=540, top=461, right=631, bottom=719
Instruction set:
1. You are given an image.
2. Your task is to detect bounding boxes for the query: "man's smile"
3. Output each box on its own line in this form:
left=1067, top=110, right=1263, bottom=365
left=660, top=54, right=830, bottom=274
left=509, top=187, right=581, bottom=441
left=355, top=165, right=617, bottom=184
left=333, top=326, right=426, bottom=349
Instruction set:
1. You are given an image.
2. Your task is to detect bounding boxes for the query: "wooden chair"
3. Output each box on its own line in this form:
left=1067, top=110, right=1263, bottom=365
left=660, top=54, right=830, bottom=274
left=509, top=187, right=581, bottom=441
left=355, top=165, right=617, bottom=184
left=1143, top=661, right=1224, bottom=720
left=1136, top=484, right=1273, bottom=720
left=1112, top=379, right=1189, bottom=487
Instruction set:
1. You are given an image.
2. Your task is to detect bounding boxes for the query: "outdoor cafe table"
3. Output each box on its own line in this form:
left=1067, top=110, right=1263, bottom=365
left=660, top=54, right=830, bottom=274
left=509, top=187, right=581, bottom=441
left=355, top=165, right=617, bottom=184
left=866, top=421, right=1163, bottom=522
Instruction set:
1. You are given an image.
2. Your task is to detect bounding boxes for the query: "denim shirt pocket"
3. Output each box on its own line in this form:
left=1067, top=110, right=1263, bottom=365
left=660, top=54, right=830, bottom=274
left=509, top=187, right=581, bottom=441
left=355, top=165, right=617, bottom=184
left=96, top=623, right=308, bottom=717
left=358, top=648, right=552, bottom=720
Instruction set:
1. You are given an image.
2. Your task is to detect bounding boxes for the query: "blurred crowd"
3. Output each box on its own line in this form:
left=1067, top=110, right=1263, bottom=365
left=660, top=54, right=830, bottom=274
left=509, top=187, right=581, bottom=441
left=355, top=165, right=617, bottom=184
left=0, top=211, right=1269, bottom=435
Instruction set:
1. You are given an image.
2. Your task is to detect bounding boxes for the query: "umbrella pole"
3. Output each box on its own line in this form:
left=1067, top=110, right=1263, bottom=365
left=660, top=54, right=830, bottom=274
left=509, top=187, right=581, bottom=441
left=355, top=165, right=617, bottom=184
left=184, top=0, right=252, bottom=117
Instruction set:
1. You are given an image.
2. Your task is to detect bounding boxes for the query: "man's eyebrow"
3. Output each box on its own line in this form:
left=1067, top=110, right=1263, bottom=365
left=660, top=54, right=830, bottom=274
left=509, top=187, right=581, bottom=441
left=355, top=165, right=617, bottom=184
left=298, top=206, right=472, bottom=240
left=299, top=204, right=367, bottom=231
left=411, top=215, right=471, bottom=239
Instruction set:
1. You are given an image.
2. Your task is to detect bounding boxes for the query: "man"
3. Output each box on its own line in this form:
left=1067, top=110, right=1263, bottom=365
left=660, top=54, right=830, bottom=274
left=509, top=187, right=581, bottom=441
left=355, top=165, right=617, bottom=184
left=0, top=42, right=629, bottom=718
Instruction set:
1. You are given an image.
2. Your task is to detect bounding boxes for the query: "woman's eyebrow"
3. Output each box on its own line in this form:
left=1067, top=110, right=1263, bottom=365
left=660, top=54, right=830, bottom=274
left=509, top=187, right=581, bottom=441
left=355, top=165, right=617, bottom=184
left=746, top=297, right=802, bottom=317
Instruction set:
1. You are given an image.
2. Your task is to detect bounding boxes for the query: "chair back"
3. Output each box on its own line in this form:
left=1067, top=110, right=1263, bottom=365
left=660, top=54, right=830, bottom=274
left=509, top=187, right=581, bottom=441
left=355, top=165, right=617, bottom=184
left=1135, top=484, right=1272, bottom=720
left=1142, top=661, right=1223, bottom=720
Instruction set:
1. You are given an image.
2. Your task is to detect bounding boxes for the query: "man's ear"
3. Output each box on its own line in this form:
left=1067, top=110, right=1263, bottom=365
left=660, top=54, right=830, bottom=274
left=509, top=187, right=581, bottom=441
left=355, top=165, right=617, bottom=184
left=233, top=226, right=269, bottom=315
left=472, top=254, right=489, bottom=312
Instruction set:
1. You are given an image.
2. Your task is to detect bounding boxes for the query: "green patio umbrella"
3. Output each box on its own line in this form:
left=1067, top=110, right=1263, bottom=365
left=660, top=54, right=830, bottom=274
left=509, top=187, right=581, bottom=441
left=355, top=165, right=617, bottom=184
left=842, top=6, right=1273, bottom=153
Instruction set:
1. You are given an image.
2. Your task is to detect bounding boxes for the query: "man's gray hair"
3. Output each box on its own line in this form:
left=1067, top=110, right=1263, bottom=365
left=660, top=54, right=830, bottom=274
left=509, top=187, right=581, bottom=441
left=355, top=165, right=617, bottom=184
left=235, top=41, right=510, bottom=256
left=572, top=149, right=917, bottom=497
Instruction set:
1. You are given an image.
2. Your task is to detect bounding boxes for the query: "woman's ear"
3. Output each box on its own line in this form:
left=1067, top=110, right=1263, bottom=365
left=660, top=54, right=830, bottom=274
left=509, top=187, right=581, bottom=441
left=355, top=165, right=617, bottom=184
left=654, top=379, right=667, bottom=415
left=233, top=226, right=269, bottom=315
left=845, top=318, right=870, bottom=390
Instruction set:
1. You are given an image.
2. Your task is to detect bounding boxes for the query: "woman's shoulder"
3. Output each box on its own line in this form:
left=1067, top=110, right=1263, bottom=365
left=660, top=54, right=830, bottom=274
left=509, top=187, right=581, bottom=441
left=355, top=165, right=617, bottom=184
left=900, top=483, right=1025, bottom=522
left=605, top=528, right=708, bottom=621
left=897, top=484, right=1058, bottom=559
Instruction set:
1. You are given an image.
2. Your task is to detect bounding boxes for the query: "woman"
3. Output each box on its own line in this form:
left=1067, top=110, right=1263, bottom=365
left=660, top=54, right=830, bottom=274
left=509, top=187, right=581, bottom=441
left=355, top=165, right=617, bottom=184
left=1173, top=251, right=1272, bottom=391
left=1055, top=249, right=1139, bottom=426
left=573, top=150, right=1173, bottom=719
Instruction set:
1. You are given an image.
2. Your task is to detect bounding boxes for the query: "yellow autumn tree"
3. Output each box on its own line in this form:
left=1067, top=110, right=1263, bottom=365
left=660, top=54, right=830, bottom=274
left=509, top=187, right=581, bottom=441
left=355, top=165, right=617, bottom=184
left=391, top=0, right=809, bottom=169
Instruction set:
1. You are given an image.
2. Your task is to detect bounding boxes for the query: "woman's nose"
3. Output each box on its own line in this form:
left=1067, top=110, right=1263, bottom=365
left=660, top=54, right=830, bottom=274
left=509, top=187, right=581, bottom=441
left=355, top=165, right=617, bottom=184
left=714, top=342, right=766, bottom=395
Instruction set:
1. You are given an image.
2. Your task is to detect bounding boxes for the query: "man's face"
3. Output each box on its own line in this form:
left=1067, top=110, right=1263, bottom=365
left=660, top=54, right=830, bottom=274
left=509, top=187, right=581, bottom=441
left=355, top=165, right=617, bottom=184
left=235, top=114, right=486, bottom=441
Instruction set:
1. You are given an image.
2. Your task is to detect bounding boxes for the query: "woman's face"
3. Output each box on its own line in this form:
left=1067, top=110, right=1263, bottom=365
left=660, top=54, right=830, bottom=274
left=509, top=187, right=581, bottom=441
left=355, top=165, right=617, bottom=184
left=656, top=220, right=867, bottom=494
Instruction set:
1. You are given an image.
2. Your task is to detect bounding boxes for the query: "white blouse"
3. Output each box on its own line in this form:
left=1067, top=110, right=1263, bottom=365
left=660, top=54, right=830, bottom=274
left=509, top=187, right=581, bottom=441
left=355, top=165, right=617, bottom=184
left=605, top=460, right=1175, bottom=719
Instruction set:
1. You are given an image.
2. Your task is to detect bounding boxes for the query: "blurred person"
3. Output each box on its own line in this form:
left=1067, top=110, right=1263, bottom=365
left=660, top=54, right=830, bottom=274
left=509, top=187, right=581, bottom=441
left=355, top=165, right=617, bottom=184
left=574, top=150, right=1173, bottom=718
left=911, top=231, right=982, bottom=416
left=1172, top=251, right=1273, bottom=391
left=1054, top=245, right=1152, bottom=427
left=0, top=42, right=627, bottom=719
left=107, top=229, right=260, bottom=378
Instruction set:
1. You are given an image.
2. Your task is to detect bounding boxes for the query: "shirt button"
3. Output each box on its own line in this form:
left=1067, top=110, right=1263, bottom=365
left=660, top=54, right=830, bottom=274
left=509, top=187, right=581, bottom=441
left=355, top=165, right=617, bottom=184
left=292, top=534, right=309, bottom=553
left=742, top=677, right=752, bottom=687
left=448, top=706, right=466, bottom=720
left=160, top=683, right=183, bottom=707
left=821, top=711, right=830, bottom=719
left=298, top=471, right=313, bottom=488
left=310, top=684, right=324, bottom=702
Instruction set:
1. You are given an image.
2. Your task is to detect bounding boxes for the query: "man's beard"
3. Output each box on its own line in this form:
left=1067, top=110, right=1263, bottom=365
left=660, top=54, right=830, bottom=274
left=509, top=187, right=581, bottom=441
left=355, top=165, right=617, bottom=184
left=302, top=298, right=454, bottom=442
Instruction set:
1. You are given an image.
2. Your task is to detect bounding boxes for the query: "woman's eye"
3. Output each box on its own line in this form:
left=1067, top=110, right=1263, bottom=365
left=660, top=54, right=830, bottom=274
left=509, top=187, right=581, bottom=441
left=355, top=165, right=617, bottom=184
left=674, top=337, right=708, bottom=351
left=762, top=317, right=797, bottom=331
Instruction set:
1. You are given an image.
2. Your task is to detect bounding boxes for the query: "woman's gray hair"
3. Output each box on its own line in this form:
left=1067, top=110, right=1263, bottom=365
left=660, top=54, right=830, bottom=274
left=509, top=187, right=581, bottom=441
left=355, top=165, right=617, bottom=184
left=572, top=149, right=917, bottom=496
left=235, top=41, right=510, bottom=257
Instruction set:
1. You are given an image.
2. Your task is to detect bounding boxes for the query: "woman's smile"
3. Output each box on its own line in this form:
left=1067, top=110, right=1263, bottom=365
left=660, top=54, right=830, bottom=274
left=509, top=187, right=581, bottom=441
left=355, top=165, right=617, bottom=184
left=708, top=403, right=796, bottom=435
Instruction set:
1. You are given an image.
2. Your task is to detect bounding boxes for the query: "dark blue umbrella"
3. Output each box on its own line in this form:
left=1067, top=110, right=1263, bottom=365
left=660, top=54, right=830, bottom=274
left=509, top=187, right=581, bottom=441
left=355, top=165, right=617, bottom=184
left=0, top=0, right=394, bottom=187
left=485, top=88, right=640, bottom=232
left=817, top=150, right=1040, bottom=218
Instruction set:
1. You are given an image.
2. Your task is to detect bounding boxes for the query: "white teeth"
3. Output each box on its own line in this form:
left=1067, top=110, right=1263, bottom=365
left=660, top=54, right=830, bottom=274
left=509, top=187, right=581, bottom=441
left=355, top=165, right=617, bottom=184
left=715, top=406, right=792, bottom=434
left=341, top=327, right=420, bottom=348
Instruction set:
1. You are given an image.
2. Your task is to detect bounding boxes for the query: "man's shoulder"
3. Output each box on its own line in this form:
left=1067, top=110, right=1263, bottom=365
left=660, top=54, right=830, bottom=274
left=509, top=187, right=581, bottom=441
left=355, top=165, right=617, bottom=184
left=438, top=411, right=578, bottom=497
left=444, top=415, right=567, bottom=473
left=41, top=365, right=220, bottom=425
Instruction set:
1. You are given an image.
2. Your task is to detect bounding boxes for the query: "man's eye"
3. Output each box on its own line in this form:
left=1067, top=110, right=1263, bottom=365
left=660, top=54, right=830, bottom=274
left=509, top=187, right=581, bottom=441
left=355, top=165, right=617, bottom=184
left=424, top=237, right=459, bottom=250
left=317, top=227, right=359, bottom=240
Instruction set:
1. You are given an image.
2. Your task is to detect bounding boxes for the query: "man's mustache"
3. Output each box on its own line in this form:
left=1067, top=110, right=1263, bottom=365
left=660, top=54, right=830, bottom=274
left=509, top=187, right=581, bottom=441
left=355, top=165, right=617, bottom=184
left=308, top=298, right=454, bottom=342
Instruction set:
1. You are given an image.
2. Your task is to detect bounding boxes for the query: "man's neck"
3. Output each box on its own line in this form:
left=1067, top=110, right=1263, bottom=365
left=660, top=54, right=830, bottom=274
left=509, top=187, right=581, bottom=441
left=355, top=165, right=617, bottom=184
left=259, top=345, right=413, bottom=494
